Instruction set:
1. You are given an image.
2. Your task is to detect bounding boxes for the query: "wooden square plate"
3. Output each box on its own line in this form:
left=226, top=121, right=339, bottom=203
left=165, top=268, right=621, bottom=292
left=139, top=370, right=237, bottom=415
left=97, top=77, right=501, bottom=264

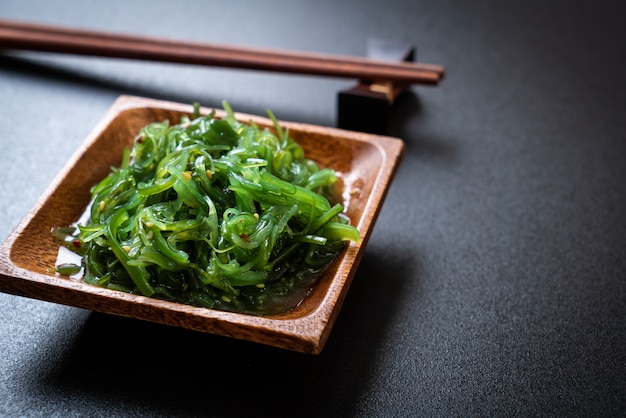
left=0, top=96, right=404, bottom=354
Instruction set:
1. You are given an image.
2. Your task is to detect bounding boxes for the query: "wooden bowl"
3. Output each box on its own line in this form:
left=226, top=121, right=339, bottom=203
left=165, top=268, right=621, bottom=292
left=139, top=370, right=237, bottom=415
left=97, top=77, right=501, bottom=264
left=0, top=96, right=404, bottom=354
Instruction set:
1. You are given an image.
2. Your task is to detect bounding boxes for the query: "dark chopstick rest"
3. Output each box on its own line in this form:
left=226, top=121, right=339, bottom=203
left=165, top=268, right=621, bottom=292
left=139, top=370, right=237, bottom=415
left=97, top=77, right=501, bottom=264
left=337, top=39, right=418, bottom=134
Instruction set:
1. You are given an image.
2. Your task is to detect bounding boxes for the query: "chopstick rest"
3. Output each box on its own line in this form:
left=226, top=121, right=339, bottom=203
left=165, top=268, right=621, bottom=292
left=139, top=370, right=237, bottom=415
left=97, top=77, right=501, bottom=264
left=337, top=39, right=418, bottom=134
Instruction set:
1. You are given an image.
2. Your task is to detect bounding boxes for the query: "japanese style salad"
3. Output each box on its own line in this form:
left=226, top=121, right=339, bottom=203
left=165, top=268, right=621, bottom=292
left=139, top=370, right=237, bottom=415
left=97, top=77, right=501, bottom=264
left=52, top=102, right=359, bottom=315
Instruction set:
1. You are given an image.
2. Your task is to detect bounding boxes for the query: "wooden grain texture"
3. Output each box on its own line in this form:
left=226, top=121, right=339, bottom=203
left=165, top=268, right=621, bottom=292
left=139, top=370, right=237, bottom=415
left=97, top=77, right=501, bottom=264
left=0, top=19, right=443, bottom=85
left=0, top=96, right=404, bottom=354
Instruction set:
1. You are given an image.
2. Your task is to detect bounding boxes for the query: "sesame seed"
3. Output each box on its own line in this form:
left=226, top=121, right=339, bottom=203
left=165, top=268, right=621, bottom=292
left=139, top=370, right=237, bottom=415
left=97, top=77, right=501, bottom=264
left=182, top=171, right=192, bottom=180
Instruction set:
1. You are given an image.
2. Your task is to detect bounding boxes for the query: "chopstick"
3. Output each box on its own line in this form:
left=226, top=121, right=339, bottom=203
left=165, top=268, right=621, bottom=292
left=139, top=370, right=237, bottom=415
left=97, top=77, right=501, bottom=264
left=0, top=19, right=444, bottom=85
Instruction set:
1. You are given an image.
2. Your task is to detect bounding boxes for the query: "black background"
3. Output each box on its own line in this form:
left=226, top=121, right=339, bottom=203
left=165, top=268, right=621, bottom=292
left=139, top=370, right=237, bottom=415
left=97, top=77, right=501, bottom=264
left=1, top=0, right=625, bottom=416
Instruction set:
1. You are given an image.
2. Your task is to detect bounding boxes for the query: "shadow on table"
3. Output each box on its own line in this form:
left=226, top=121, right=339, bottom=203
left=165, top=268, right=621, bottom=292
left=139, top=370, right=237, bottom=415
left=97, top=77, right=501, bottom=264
left=389, top=91, right=455, bottom=158
left=0, top=53, right=331, bottom=127
left=20, top=250, right=417, bottom=416
left=0, top=53, right=223, bottom=109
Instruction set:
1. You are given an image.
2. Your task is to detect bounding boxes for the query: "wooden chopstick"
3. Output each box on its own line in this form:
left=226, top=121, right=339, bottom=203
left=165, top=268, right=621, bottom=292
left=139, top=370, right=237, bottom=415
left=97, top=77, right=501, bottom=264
left=0, top=19, right=444, bottom=85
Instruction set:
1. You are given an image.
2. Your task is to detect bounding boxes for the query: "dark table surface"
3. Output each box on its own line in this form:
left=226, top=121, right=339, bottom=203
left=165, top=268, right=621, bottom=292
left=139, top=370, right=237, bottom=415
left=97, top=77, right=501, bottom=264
left=1, top=0, right=625, bottom=416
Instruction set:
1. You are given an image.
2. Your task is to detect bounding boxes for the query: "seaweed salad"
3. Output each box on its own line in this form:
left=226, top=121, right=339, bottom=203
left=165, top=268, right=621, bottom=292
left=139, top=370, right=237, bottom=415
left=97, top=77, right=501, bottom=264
left=52, top=102, right=359, bottom=315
